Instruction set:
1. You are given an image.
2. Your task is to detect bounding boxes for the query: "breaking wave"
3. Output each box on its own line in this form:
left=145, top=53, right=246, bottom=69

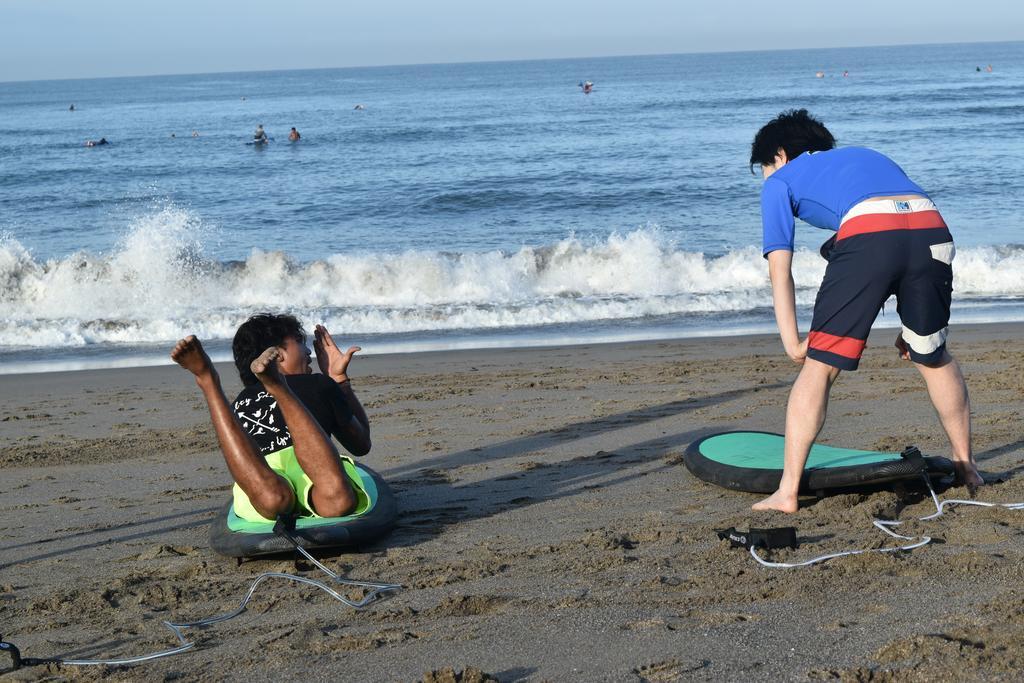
left=1, top=207, right=1022, bottom=349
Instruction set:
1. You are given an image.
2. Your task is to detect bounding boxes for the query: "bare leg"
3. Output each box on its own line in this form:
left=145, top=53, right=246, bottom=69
left=914, top=351, right=981, bottom=490
left=171, top=336, right=294, bottom=520
left=753, top=358, right=842, bottom=513
left=250, top=347, right=356, bottom=517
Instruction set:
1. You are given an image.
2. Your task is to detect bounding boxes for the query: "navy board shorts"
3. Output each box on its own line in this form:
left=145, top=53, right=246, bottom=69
left=808, top=197, right=954, bottom=371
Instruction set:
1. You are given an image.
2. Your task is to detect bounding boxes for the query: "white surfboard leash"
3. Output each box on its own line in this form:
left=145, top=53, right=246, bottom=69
left=750, top=475, right=1024, bottom=568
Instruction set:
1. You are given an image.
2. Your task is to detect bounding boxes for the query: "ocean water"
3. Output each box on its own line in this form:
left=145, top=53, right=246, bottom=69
left=1, top=42, right=1023, bottom=374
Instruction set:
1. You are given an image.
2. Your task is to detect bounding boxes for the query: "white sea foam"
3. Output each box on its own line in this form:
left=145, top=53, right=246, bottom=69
left=2, top=208, right=1022, bottom=349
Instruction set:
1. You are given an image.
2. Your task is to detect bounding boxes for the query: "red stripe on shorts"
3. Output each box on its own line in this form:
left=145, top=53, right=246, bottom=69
left=808, top=331, right=866, bottom=359
left=837, top=210, right=947, bottom=241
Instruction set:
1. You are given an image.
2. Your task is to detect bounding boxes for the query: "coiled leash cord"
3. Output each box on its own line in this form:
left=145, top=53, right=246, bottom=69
left=750, top=475, right=1024, bottom=568
left=0, top=515, right=401, bottom=670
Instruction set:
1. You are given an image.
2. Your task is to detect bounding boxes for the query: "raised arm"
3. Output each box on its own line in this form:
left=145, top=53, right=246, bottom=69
left=330, top=379, right=371, bottom=456
left=314, top=324, right=372, bottom=456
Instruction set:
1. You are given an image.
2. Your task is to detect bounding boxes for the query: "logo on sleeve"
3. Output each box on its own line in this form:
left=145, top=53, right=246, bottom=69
left=894, top=200, right=912, bottom=213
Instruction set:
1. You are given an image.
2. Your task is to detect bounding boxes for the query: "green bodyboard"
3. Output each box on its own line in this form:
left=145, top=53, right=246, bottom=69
left=226, top=460, right=378, bottom=534
left=699, top=432, right=901, bottom=470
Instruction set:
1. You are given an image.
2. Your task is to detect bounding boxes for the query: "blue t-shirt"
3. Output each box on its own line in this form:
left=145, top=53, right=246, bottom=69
left=760, top=146, right=928, bottom=256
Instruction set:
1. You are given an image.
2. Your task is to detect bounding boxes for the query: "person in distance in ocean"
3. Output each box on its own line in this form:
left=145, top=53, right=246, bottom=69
left=171, top=314, right=371, bottom=522
left=288, top=127, right=301, bottom=141
left=254, top=124, right=268, bottom=143
left=749, top=108, right=981, bottom=513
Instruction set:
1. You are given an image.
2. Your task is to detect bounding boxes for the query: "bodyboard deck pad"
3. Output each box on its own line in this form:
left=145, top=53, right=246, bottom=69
left=684, top=431, right=954, bottom=494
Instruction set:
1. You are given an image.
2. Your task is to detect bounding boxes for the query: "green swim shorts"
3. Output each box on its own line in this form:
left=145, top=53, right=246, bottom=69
left=232, top=446, right=365, bottom=523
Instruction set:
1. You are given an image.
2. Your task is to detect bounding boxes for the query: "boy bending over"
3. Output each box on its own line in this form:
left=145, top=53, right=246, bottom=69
left=749, top=109, right=982, bottom=513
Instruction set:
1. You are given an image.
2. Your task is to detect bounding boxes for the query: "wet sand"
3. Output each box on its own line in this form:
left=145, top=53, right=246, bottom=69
left=2, top=323, right=1023, bottom=681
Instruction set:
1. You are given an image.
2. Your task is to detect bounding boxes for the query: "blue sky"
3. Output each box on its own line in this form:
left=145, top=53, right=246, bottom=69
left=2, top=0, right=1022, bottom=81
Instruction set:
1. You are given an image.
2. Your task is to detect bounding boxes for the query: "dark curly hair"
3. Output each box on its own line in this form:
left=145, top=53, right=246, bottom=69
left=232, top=313, right=307, bottom=386
left=750, top=109, right=836, bottom=173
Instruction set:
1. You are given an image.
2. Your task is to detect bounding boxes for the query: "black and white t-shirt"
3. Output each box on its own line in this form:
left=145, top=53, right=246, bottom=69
left=232, top=374, right=354, bottom=455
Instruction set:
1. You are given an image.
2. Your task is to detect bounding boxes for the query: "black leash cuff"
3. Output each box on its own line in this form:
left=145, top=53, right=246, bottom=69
left=1, top=636, right=22, bottom=670
left=717, top=526, right=799, bottom=550
left=0, top=635, right=46, bottom=669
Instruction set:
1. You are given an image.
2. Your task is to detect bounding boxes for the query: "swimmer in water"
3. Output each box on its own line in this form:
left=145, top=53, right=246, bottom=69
left=289, top=127, right=301, bottom=141
left=254, top=124, right=268, bottom=143
left=353, top=104, right=365, bottom=111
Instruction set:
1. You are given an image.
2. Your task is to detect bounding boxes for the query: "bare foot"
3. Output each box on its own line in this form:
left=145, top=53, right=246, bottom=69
left=752, top=490, right=799, bottom=513
left=953, top=460, right=984, bottom=497
left=251, top=346, right=287, bottom=391
left=171, top=335, right=217, bottom=385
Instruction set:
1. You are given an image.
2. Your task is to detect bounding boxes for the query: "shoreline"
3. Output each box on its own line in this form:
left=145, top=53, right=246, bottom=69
left=3, top=317, right=1024, bottom=378
left=2, top=321, right=1023, bottom=680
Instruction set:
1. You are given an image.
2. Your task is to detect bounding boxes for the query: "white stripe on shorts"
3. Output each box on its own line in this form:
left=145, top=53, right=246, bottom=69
left=841, top=198, right=937, bottom=226
left=901, top=325, right=948, bottom=356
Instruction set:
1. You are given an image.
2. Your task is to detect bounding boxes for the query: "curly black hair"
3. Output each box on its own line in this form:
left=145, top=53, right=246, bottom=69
left=750, top=109, right=836, bottom=173
left=232, top=313, right=307, bottom=386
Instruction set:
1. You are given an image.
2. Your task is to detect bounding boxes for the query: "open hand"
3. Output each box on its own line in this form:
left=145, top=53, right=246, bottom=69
left=313, top=324, right=361, bottom=382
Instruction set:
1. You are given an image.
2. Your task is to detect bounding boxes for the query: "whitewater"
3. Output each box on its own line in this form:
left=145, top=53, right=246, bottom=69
left=1, top=205, right=1022, bottom=373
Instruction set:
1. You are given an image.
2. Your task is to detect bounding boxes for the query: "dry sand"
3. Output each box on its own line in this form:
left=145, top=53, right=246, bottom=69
left=1, top=323, right=1023, bottom=682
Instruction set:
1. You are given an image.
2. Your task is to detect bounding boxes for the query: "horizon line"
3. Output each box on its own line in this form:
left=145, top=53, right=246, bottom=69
left=1, top=37, right=1019, bottom=86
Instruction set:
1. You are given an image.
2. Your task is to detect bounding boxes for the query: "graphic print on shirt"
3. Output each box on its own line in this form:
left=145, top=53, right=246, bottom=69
left=233, top=390, right=293, bottom=453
